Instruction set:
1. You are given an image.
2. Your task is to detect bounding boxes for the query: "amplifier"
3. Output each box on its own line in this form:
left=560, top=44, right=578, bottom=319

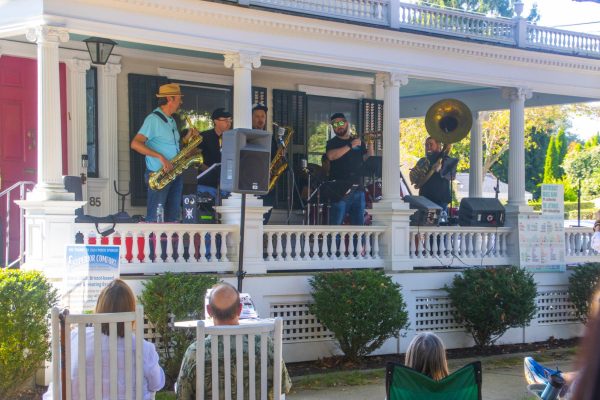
left=458, top=197, right=505, bottom=227
left=403, top=195, right=442, bottom=226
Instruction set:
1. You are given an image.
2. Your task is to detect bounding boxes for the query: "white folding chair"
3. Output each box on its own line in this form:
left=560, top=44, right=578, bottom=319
left=49, top=305, right=145, bottom=400
left=195, top=318, right=284, bottom=400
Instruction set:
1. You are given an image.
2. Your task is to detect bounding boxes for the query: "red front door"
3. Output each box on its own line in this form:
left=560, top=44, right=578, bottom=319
left=0, top=56, right=37, bottom=265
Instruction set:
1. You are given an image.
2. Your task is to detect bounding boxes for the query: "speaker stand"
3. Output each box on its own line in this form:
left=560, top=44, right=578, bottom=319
left=237, top=193, right=247, bottom=292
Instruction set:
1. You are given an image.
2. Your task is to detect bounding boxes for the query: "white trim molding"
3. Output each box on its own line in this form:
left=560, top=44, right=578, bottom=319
left=297, top=84, right=366, bottom=99
left=158, top=67, right=233, bottom=86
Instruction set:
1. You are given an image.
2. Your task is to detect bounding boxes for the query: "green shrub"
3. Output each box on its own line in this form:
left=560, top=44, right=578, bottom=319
left=138, top=272, right=218, bottom=387
left=568, top=209, right=596, bottom=220
left=445, top=266, right=537, bottom=348
left=568, top=263, right=600, bottom=323
left=0, top=269, right=58, bottom=398
left=529, top=201, right=595, bottom=216
left=309, top=270, right=408, bottom=361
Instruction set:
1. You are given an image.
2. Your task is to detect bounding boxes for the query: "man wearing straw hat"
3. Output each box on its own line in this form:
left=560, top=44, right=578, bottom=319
left=131, top=83, right=198, bottom=222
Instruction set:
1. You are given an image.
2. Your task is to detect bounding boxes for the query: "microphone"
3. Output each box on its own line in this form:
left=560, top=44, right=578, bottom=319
left=277, top=126, right=286, bottom=148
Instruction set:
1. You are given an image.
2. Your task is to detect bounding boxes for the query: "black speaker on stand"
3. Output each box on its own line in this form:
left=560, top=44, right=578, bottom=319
left=220, top=128, right=273, bottom=292
left=403, top=195, right=442, bottom=226
left=458, top=197, right=505, bottom=227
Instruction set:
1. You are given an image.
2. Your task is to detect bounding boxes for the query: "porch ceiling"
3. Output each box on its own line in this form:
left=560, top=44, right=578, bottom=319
left=67, top=35, right=593, bottom=114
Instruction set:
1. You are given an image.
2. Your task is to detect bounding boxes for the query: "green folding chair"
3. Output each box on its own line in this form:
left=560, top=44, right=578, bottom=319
left=386, top=361, right=482, bottom=400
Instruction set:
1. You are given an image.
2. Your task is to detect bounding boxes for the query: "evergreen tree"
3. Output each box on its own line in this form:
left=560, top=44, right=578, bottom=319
left=585, top=133, right=600, bottom=148
left=543, top=135, right=558, bottom=183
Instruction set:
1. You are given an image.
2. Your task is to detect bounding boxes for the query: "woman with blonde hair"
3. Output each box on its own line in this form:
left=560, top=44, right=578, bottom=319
left=405, top=332, right=449, bottom=381
left=44, top=279, right=165, bottom=399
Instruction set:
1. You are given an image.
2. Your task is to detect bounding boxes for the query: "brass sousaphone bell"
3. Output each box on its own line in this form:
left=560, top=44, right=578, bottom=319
left=425, top=98, right=472, bottom=144
left=410, top=99, right=472, bottom=189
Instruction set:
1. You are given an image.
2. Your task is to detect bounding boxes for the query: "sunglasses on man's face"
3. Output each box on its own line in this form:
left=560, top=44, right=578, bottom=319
left=332, top=120, right=346, bottom=128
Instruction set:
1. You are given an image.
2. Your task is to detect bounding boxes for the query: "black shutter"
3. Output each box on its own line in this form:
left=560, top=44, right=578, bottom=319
left=272, top=89, right=307, bottom=209
left=128, top=74, right=168, bottom=206
left=360, top=98, right=383, bottom=133
left=252, top=86, right=267, bottom=107
left=360, top=98, right=384, bottom=156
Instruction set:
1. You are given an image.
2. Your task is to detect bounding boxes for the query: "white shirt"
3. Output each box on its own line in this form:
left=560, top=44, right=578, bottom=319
left=43, top=327, right=165, bottom=400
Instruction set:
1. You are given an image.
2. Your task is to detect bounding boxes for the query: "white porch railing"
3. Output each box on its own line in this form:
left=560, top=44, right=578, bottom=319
left=565, top=227, right=599, bottom=264
left=231, top=0, right=600, bottom=59
left=76, top=223, right=238, bottom=274
left=527, top=25, right=600, bottom=58
left=409, top=226, right=513, bottom=267
left=263, top=225, right=386, bottom=270
left=250, top=0, right=389, bottom=25
left=397, top=2, right=515, bottom=44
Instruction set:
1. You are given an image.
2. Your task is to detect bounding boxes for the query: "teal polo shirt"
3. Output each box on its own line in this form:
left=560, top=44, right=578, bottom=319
left=138, top=108, right=180, bottom=172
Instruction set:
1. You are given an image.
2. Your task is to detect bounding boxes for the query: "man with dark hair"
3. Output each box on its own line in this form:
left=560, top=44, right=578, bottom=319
left=130, top=83, right=198, bottom=222
left=196, top=107, right=232, bottom=198
left=176, top=283, right=292, bottom=399
left=325, top=112, right=374, bottom=225
left=252, top=103, right=268, bottom=131
left=416, top=136, right=452, bottom=212
left=252, top=103, right=279, bottom=224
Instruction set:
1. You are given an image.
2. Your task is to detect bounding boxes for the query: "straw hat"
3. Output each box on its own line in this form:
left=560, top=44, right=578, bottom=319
left=156, top=83, right=183, bottom=97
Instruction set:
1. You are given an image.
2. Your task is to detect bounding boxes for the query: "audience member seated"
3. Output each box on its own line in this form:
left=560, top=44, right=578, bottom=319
left=404, top=332, right=449, bottom=381
left=176, top=282, right=292, bottom=399
left=43, top=279, right=165, bottom=400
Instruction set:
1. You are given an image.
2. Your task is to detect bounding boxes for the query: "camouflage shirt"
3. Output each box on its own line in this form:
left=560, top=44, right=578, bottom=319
left=176, top=334, right=292, bottom=400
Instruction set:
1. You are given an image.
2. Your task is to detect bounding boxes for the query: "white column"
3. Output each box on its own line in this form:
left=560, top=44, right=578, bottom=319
left=65, top=58, right=91, bottom=178
left=98, top=63, right=122, bottom=213
left=219, top=51, right=269, bottom=274
left=26, top=25, right=72, bottom=201
left=379, top=71, right=407, bottom=204
left=469, top=112, right=483, bottom=197
left=503, top=87, right=532, bottom=209
left=371, top=72, right=413, bottom=271
left=224, top=51, right=261, bottom=129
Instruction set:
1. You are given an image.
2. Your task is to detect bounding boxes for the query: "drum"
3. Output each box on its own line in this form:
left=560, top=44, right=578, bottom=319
left=306, top=203, right=329, bottom=225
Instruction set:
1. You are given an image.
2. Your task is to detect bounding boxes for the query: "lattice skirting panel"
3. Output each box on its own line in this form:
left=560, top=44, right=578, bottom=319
left=269, top=302, right=334, bottom=342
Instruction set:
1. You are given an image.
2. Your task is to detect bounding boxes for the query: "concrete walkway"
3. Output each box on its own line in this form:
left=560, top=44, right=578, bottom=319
left=287, top=349, right=576, bottom=400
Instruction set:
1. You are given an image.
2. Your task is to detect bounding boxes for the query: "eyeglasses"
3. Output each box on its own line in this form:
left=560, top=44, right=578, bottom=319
left=331, top=120, right=346, bottom=128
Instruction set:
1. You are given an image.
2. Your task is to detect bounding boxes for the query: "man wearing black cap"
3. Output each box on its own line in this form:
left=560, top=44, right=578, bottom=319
left=196, top=108, right=232, bottom=197
left=325, top=113, right=374, bottom=225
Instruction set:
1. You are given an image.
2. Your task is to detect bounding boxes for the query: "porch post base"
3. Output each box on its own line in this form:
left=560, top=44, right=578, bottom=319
left=28, top=184, right=75, bottom=201
left=216, top=198, right=271, bottom=275
left=370, top=200, right=415, bottom=271
left=15, top=200, right=86, bottom=279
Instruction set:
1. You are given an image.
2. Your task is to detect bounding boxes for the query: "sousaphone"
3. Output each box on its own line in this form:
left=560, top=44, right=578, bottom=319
left=410, top=99, right=472, bottom=189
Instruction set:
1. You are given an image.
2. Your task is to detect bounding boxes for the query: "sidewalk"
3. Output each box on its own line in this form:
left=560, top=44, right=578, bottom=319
left=287, top=348, right=576, bottom=400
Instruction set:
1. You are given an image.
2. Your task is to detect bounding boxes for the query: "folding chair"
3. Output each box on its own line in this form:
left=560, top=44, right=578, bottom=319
left=195, top=318, right=284, bottom=400
left=49, top=305, right=146, bottom=400
left=385, top=361, right=482, bottom=400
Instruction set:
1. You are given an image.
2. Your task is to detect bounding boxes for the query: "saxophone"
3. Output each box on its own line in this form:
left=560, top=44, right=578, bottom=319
left=268, top=125, right=294, bottom=192
left=148, top=117, right=204, bottom=191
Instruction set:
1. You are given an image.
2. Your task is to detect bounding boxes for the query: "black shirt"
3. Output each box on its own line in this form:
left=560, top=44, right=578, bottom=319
left=326, top=136, right=366, bottom=184
left=419, top=153, right=452, bottom=208
left=197, top=128, right=222, bottom=187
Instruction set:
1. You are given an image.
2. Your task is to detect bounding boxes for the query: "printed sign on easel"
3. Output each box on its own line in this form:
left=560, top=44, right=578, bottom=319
left=63, top=245, right=120, bottom=312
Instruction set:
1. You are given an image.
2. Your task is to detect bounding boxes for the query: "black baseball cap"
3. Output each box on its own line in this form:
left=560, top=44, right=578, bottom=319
left=211, top=108, right=232, bottom=120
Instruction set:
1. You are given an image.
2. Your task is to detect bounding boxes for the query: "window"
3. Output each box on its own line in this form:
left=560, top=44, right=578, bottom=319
left=306, top=95, right=359, bottom=165
left=86, top=67, right=99, bottom=177
left=177, top=82, right=232, bottom=130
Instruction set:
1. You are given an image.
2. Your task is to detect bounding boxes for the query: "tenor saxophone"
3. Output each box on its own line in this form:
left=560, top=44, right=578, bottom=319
left=268, top=126, right=294, bottom=192
left=148, top=117, right=204, bottom=191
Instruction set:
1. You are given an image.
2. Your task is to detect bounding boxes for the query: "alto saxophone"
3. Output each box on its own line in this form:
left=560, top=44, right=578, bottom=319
left=268, top=125, right=294, bottom=192
left=148, top=116, right=204, bottom=191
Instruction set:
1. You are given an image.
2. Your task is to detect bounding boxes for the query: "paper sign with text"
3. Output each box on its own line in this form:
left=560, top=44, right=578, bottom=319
left=63, top=245, right=120, bottom=313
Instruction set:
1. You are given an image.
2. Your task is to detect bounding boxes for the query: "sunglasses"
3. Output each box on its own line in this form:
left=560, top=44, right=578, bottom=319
left=331, top=120, right=346, bottom=128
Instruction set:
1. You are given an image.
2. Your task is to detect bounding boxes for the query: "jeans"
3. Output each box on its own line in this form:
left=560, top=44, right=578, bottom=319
left=329, top=189, right=366, bottom=225
left=145, top=170, right=183, bottom=222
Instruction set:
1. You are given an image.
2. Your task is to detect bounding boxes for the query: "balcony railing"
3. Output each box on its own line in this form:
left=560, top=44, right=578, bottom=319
left=229, top=0, right=600, bottom=59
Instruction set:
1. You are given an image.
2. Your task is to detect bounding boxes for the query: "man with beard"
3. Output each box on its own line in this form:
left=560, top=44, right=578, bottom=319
left=325, top=112, right=374, bottom=225
left=252, top=103, right=279, bottom=224
left=416, top=136, right=452, bottom=212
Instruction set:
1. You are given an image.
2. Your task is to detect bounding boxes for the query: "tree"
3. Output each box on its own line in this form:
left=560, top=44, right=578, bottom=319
left=422, top=0, right=539, bottom=20
left=564, top=146, right=600, bottom=198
